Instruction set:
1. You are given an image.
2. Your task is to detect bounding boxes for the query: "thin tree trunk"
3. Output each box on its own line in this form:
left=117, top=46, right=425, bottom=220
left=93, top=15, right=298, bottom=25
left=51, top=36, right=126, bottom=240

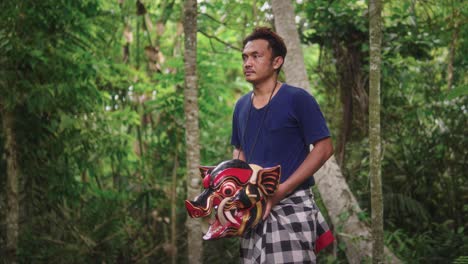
left=271, top=1, right=400, bottom=263
left=446, top=2, right=461, bottom=230
left=252, top=0, right=258, bottom=27
left=136, top=0, right=142, bottom=70
left=183, top=0, right=202, bottom=263
left=136, top=125, right=146, bottom=178
left=119, top=1, right=130, bottom=64
left=111, top=155, right=120, bottom=190
left=369, top=0, right=384, bottom=262
left=171, top=151, right=179, bottom=264
left=2, top=108, right=19, bottom=264
left=447, top=8, right=459, bottom=90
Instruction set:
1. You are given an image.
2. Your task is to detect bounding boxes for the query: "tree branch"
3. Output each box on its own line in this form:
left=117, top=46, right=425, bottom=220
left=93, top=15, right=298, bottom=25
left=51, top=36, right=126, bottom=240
left=200, top=13, right=227, bottom=26
left=198, top=30, right=242, bottom=51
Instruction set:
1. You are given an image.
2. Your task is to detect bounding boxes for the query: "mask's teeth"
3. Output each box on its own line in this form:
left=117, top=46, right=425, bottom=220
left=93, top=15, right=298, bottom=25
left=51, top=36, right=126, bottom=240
left=225, top=209, right=239, bottom=225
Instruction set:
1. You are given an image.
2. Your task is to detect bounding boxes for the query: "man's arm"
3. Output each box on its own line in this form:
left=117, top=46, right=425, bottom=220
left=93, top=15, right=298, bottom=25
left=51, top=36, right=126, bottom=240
left=263, top=137, right=334, bottom=219
left=233, top=148, right=246, bottom=161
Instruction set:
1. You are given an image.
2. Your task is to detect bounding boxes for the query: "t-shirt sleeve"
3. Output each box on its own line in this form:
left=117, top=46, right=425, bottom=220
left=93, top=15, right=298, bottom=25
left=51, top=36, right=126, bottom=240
left=292, top=89, right=330, bottom=145
left=231, top=103, right=241, bottom=148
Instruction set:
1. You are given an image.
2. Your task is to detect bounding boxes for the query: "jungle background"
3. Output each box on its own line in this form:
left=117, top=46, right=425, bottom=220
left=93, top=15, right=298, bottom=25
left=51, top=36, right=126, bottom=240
left=0, top=0, right=466, bottom=263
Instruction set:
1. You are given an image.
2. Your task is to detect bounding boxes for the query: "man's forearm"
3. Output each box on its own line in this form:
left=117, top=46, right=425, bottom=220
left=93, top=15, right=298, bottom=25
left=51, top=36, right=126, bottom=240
left=233, top=148, right=246, bottom=161
left=275, top=137, right=334, bottom=200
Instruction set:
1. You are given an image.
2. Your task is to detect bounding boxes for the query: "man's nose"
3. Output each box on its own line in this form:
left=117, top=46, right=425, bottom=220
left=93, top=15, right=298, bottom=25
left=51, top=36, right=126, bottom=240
left=244, top=57, right=253, bottom=68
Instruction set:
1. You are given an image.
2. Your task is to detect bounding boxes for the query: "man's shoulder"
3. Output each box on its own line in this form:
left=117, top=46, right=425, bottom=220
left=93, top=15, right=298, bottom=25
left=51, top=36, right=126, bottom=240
left=237, top=92, right=252, bottom=103
left=240, top=91, right=253, bottom=100
left=281, top=83, right=311, bottom=98
left=279, top=83, right=320, bottom=109
left=234, top=91, right=252, bottom=109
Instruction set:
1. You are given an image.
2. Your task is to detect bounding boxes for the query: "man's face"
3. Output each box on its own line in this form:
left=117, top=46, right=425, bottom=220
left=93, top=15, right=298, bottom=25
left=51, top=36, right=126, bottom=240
left=242, top=39, right=276, bottom=84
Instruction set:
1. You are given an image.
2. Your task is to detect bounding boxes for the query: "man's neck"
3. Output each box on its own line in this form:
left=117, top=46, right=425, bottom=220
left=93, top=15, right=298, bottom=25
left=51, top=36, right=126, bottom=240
left=252, top=77, right=279, bottom=98
left=250, top=77, right=282, bottom=109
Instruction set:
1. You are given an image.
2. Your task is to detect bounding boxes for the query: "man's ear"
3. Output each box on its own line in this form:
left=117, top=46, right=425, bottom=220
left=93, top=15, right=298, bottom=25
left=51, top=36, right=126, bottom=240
left=273, top=56, right=284, bottom=70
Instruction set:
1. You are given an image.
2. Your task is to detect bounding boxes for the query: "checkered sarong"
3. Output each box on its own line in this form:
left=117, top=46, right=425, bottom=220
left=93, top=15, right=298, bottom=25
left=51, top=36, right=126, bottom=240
left=240, top=188, right=334, bottom=264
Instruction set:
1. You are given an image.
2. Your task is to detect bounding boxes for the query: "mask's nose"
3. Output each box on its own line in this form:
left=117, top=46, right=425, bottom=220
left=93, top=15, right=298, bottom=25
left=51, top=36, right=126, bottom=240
left=185, top=200, right=210, bottom=218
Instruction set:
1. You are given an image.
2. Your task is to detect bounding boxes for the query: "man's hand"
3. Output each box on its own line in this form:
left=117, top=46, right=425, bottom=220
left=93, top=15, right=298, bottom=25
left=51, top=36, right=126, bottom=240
left=263, top=184, right=287, bottom=220
left=263, top=199, right=277, bottom=221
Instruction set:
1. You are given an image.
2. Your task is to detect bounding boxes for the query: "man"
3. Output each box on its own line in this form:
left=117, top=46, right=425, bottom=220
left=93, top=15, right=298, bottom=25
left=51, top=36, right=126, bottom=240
left=231, top=27, right=334, bottom=263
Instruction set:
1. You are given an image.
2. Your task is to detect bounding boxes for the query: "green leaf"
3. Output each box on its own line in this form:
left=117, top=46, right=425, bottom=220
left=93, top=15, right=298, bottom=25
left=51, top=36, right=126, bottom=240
left=447, top=84, right=468, bottom=100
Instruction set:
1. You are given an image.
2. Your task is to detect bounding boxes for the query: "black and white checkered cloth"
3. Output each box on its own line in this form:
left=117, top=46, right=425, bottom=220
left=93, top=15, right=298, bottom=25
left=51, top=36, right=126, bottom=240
left=240, top=188, right=334, bottom=264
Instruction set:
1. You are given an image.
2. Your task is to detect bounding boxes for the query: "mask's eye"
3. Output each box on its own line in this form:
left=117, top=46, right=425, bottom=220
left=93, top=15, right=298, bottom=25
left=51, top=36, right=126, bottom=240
left=220, top=181, right=237, bottom=197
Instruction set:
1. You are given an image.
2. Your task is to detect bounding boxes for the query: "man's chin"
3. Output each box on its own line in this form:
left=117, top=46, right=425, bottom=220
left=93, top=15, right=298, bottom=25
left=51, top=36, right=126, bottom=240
left=244, top=76, right=256, bottom=83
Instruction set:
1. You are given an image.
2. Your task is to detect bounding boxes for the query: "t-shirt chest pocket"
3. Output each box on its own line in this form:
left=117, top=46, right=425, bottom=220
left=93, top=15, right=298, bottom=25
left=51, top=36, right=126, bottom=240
left=264, top=110, right=300, bottom=154
left=266, top=111, right=298, bottom=133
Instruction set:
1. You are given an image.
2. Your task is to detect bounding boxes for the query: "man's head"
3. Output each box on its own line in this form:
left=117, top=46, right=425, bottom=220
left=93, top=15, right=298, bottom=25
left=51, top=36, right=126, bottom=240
left=242, top=27, right=287, bottom=74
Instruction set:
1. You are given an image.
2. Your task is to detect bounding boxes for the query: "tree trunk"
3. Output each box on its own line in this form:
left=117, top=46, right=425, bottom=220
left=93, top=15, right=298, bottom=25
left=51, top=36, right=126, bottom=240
left=333, top=40, right=354, bottom=168
left=331, top=35, right=368, bottom=168
left=447, top=8, right=459, bottom=90
left=171, top=151, right=179, bottom=264
left=136, top=14, right=140, bottom=69
left=183, top=1, right=202, bottom=264
left=271, top=1, right=400, bottom=263
left=369, top=0, right=384, bottom=262
left=315, top=157, right=400, bottom=263
left=2, top=107, right=19, bottom=264
left=271, top=0, right=310, bottom=91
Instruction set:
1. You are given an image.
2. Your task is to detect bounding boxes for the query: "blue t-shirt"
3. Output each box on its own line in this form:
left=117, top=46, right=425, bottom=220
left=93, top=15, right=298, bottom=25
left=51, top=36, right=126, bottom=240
left=231, top=83, right=330, bottom=187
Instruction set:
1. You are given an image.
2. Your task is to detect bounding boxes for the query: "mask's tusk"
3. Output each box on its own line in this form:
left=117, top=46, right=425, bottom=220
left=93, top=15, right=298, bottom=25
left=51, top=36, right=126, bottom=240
left=217, top=198, right=229, bottom=226
left=225, top=209, right=239, bottom=225
left=218, top=198, right=240, bottom=226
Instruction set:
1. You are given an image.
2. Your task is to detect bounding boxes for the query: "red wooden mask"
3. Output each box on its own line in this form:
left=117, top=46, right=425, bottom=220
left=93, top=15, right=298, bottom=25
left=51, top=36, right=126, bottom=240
left=185, top=159, right=280, bottom=240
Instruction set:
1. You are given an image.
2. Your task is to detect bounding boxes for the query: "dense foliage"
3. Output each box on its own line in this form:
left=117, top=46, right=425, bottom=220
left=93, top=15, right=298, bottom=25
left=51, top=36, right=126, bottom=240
left=0, top=0, right=466, bottom=263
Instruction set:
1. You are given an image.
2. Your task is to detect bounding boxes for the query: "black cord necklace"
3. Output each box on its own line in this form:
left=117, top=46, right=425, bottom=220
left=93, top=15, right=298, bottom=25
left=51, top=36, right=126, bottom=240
left=238, top=80, right=279, bottom=162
